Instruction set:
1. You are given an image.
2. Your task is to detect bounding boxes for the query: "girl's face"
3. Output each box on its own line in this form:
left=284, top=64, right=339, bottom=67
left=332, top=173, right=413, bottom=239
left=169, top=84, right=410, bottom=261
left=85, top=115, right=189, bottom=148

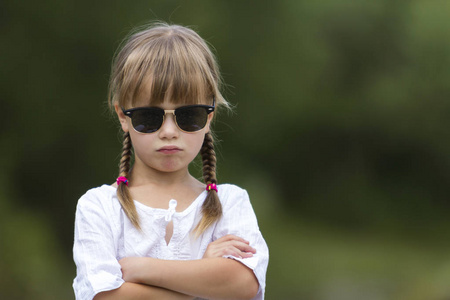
left=115, top=99, right=213, bottom=176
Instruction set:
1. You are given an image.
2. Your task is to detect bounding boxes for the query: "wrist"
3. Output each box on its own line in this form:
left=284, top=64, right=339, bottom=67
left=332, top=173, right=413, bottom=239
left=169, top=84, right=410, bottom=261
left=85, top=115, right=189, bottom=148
left=134, top=257, right=162, bottom=286
left=148, top=257, right=164, bottom=286
left=120, top=257, right=157, bottom=284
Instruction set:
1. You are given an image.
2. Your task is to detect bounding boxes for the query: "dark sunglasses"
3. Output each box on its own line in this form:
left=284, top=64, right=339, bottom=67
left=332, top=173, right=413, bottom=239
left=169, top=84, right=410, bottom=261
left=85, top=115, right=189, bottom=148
left=122, top=99, right=215, bottom=133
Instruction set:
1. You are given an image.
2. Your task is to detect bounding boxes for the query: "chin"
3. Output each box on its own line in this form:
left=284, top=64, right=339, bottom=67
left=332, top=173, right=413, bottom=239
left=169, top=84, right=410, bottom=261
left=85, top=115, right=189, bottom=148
left=156, top=162, right=187, bottom=173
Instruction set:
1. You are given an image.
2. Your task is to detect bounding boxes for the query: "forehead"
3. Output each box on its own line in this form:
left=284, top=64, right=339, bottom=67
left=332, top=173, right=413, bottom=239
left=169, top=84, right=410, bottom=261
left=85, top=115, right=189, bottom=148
left=129, top=76, right=210, bottom=108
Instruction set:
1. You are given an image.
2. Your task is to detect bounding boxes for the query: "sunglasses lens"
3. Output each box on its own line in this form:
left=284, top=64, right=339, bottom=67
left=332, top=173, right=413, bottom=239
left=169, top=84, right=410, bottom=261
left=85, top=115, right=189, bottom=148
left=176, top=106, right=208, bottom=132
left=131, top=109, right=164, bottom=133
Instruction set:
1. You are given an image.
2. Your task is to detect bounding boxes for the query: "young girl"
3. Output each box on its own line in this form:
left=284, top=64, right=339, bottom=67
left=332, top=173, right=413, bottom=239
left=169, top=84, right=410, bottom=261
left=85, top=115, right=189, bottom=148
left=73, top=22, right=268, bottom=300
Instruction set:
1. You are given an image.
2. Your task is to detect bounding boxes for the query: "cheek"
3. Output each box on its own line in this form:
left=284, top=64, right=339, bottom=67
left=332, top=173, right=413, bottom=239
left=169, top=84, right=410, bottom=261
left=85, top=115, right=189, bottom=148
left=189, top=133, right=206, bottom=155
left=129, top=133, right=153, bottom=156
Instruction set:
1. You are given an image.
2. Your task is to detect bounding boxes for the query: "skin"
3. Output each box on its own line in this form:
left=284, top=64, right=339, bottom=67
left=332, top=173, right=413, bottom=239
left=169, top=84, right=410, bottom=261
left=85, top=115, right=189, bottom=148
left=93, top=102, right=259, bottom=299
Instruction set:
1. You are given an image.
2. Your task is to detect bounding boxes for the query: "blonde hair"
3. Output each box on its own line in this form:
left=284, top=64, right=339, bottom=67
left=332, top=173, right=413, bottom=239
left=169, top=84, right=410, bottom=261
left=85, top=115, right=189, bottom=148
left=108, top=22, right=227, bottom=234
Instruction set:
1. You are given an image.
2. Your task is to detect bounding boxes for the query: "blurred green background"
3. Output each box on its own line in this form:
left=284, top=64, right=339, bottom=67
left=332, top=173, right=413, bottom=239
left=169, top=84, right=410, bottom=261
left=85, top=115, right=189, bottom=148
left=2, top=0, right=450, bottom=299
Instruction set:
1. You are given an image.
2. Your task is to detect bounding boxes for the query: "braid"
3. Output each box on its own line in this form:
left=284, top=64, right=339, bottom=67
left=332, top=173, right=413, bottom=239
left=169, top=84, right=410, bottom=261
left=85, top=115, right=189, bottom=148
left=195, top=132, right=223, bottom=235
left=116, top=132, right=141, bottom=230
left=201, top=132, right=217, bottom=186
left=119, top=132, right=133, bottom=176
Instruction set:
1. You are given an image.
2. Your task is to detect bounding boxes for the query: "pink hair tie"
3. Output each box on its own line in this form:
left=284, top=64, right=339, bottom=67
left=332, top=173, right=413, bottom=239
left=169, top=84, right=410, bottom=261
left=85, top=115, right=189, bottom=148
left=116, top=176, right=129, bottom=186
left=206, top=183, right=218, bottom=193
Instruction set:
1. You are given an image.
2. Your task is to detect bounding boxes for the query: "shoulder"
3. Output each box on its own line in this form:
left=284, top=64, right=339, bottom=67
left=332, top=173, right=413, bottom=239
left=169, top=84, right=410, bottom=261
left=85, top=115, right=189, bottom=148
left=74, top=184, right=122, bottom=232
left=217, top=183, right=251, bottom=208
left=217, top=183, right=245, bottom=192
left=76, top=184, right=119, bottom=212
left=217, top=183, right=247, bottom=197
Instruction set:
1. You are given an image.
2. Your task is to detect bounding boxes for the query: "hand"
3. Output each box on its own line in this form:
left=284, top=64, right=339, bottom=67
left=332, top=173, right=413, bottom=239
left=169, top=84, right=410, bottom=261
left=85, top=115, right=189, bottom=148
left=203, top=234, right=256, bottom=259
left=119, top=257, right=151, bottom=283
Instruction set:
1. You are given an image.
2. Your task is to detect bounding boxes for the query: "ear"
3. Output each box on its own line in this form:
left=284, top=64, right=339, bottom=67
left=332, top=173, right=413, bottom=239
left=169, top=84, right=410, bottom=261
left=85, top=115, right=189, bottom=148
left=205, top=112, right=214, bottom=133
left=114, top=104, right=130, bottom=132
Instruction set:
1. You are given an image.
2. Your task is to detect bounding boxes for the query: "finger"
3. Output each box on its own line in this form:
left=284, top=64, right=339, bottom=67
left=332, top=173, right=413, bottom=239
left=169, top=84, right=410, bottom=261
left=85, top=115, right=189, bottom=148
left=222, top=247, right=245, bottom=259
left=225, top=240, right=256, bottom=253
left=234, top=245, right=256, bottom=258
left=237, top=243, right=257, bottom=254
left=240, top=251, right=254, bottom=258
left=216, top=234, right=250, bottom=244
left=208, top=240, right=256, bottom=257
left=224, top=247, right=255, bottom=259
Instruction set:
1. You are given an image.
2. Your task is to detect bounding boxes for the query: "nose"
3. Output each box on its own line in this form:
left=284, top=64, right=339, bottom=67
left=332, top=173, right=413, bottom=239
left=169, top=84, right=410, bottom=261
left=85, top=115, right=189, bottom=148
left=158, top=113, right=179, bottom=139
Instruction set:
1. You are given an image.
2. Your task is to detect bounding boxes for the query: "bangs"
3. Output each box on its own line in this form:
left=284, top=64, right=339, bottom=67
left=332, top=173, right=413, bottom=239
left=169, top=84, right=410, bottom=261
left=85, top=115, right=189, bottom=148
left=112, top=26, right=217, bottom=109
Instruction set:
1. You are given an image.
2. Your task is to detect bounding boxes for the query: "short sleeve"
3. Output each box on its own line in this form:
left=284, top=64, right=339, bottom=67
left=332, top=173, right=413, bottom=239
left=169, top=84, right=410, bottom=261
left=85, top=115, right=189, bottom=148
left=214, top=186, right=269, bottom=300
left=72, top=189, right=124, bottom=300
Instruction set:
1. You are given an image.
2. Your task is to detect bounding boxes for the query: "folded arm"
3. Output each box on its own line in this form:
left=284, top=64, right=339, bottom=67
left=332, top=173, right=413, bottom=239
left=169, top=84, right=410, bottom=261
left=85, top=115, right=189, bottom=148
left=93, top=234, right=258, bottom=300
left=121, top=257, right=259, bottom=300
left=118, top=234, right=259, bottom=300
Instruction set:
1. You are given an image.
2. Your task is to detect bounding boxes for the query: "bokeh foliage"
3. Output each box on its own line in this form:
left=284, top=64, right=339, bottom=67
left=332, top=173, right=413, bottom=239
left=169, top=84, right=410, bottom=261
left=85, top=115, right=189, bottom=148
left=1, top=0, right=450, bottom=299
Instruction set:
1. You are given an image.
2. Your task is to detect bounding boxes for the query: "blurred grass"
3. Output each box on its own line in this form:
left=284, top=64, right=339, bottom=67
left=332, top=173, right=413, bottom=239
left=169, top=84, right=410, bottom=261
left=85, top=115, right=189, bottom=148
left=263, top=212, right=450, bottom=300
left=0, top=176, right=73, bottom=299
left=241, top=169, right=450, bottom=300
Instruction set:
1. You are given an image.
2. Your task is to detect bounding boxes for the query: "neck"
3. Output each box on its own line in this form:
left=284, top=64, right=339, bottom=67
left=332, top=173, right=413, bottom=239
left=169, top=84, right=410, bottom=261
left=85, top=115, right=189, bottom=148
left=130, top=163, right=195, bottom=188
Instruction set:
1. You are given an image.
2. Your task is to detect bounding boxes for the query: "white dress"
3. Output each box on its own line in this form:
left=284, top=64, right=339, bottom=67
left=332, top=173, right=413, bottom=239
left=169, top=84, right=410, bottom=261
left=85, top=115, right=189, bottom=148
left=73, top=184, right=269, bottom=300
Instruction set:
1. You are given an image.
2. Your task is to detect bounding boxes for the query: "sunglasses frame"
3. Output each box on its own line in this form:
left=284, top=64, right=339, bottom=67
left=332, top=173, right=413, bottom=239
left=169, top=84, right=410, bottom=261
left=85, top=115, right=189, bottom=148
left=121, top=99, right=215, bottom=134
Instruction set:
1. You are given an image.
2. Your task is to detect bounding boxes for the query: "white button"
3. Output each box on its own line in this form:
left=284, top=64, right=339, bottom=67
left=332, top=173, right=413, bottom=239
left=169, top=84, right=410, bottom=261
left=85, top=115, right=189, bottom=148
left=165, top=199, right=177, bottom=221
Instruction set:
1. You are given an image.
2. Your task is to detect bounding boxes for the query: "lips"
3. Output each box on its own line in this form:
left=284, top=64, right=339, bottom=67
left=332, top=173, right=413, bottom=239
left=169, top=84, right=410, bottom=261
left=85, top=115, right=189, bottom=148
left=157, top=146, right=182, bottom=154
